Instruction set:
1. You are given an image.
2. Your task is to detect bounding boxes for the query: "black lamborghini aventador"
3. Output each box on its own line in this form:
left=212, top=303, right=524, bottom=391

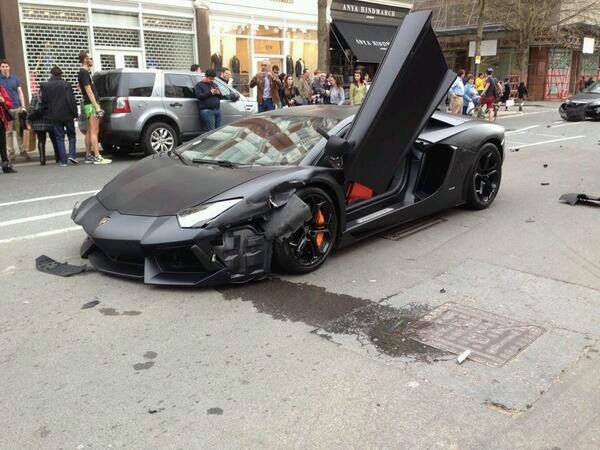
left=71, top=11, right=505, bottom=286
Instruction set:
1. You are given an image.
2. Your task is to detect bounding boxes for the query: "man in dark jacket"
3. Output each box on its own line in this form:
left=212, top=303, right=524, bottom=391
left=250, top=60, right=282, bottom=112
left=194, top=69, right=222, bottom=131
left=43, top=66, right=78, bottom=166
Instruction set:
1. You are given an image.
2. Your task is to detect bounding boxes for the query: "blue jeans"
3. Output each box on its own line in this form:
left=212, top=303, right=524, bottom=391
left=52, top=120, right=76, bottom=164
left=258, top=98, right=275, bottom=112
left=199, top=109, right=222, bottom=131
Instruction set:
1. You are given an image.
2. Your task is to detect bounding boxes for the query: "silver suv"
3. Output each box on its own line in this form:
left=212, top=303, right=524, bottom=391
left=92, top=69, right=257, bottom=155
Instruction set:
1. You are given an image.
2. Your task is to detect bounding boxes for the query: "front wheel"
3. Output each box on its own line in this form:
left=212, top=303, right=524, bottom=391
left=142, top=122, right=177, bottom=155
left=465, top=143, right=502, bottom=210
left=273, top=187, right=338, bottom=274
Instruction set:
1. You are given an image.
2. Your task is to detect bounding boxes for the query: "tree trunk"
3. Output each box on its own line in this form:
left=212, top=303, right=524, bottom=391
left=317, top=0, right=330, bottom=73
left=517, top=46, right=530, bottom=85
left=473, top=0, right=486, bottom=73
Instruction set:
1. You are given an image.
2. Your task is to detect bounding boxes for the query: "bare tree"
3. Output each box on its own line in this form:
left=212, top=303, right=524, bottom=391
left=317, top=0, right=330, bottom=73
left=473, top=0, right=486, bottom=71
left=501, top=0, right=600, bottom=81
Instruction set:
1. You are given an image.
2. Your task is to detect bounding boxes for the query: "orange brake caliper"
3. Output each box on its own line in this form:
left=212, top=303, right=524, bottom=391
left=314, top=209, right=326, bottom=248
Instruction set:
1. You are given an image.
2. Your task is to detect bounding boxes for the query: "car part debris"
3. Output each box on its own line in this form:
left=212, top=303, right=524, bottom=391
left=543, top=164, right=548, bottom=168
left=457, top=349, right=471, bottom=364
left=540, top=182, right=549, bottom=186
left=525, top=218, right=536, bottom=223
left=439, top=288, right=446, bottom=293
left=263, top=194, right=312, bottom=241
left=559, top=193, right=600, bottom=206
left=509, top=147, right=519, bottom=152
left=81, top=300, right=100, bottom=309
left=35, top=255, right=93, bottom=277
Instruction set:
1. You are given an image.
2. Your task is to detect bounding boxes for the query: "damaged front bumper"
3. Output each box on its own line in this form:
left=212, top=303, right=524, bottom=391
left=559, top=102, right=600, bottom=121
left=72, top=191, right=312, bottom=287
left=72, top=196, right=272, bottom=286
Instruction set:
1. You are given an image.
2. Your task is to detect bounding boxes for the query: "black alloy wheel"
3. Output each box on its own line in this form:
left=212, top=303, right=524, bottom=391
left=465, top=143, right=502, bottom=210
left=273, top=187, right=338, bottom=274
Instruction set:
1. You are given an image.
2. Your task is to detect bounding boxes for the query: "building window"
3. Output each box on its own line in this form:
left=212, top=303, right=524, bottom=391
left=94, top=27, right=140, bottom=48
left=22, top=23, right=89, bottom=100
left=143, top=14, right=194, bottom=31
left=21, top=6, right=87, bottom=23
left=144, top=31, right=194, bottom=70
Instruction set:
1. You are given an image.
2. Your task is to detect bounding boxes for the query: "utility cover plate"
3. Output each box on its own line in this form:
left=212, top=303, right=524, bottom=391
left=405, top=302, right=546, bottom=367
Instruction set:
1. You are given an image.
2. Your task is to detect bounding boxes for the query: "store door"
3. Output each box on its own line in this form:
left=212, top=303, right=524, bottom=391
left=97, top=50, right=144, bottom=71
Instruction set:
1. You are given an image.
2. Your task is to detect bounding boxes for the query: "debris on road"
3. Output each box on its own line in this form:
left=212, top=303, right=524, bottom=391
left=525, top=218, right=536, bottom=223
left=509, top=147, right=520, bottom=152
left=559, top=193, right=600, bottom=207
left=207, top=407, right=224, bottom=415
left=456, top=349, right=471, bottom=364
left=540, top=182, right=550, bottom=186
left=439, top=288, right=446, bottom=293
left=81, top=300, right=100, bottom=309
left=35, top=255, right=93, bottom=277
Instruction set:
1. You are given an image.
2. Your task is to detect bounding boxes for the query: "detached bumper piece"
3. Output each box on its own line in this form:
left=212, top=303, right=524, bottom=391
left=559, top=102, right=599, bottom=121
left=81, top=226, right=271, bottom=286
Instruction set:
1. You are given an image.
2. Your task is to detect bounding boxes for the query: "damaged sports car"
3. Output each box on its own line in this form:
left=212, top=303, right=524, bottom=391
left=72, top=11, right=505, bottom=286
left=559, top=80, right=600, bottom=121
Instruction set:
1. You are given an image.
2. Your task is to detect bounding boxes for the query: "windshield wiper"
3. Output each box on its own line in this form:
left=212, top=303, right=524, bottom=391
left=191, top=158, right=237, bottom=168
left=167, top=149, right=188, bottom=165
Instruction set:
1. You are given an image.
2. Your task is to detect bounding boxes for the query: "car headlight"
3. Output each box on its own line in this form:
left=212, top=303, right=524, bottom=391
left=177, top=198, right=242, bottom=228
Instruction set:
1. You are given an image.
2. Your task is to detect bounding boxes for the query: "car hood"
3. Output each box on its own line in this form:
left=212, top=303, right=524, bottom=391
left=97, top=155, right=277, bottom=216
left=568, top=92, right=600, bottom=103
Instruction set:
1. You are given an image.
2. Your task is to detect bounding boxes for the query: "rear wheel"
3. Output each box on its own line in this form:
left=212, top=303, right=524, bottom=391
left=273, top=187, right=338, bottom=274
left=465, top=143, right=502, bottom=210
left=142, top=122, right=177, bottom=155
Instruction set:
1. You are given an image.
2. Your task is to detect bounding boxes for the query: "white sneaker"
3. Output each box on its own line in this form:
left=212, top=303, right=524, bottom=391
left=93, top=155, right=112, bottom=165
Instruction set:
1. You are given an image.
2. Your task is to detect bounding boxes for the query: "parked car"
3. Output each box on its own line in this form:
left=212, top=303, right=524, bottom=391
left=559, top=81, right=600, bottom=121
left=81, top=69, right=257, bottom=155
left=72, top=11, right=505, bottom=287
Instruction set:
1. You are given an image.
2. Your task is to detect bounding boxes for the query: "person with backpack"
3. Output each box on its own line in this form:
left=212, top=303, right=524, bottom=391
left=481, top=68, right=501, bottom=122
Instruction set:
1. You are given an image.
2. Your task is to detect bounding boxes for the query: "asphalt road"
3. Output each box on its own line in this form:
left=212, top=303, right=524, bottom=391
left=1, top=103, right=599, bottom=449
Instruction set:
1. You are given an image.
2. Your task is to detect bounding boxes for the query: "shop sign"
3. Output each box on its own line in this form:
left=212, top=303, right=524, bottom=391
left=468, top=39, right=497, bottom=57
left=331, top=0, right=407, bottom=21
left=582, top=37, right=595, bottom=54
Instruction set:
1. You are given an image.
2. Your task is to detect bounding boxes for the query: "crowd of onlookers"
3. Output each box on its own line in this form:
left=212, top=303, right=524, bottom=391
left=447, top=67, right=529, bottom=122
left=191, top=60, right=372, bottom=131
left=0, top=51, right=111, bottom=174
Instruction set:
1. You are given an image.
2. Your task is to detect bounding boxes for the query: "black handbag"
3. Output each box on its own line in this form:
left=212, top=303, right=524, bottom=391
left=1, top=103, right=14, bottom=121
left=27, top=94, right=45, bottom=121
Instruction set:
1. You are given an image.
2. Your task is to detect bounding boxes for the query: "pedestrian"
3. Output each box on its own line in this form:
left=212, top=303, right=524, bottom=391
left=271, top=65, right=282, bottom=108
left=517, top=81, right=528, bottom=111
left=44, top=66, right=78, bottom=167
left=312, top=72, right=330, bottom=103
left=500, top=77, right=511, bottom=109
left=0, top=59, right=34, bottom=162
left=585, top=77, right=594, bottom=88
left=475, top=72, right=486, bottom=95
left=190, top=64, right=202, bottom=73
left=578, top=75, right=586, bottom=92
left=462, top=74, right=479, bottom=115
left=448, top=69, right=465, bottom=115
left=349, top=71, right=367, bottom=106
left=249, top=60, right=282, bottom=112
left=0, top=83, right=17, bottom=173
left=327, top=74, right=346, bottom=105
left=298, top=69, right=312, bottom=102
left=78, top=51, right=111, bottom=164
left=480, top=68, right=498, bottom=122
left=25, top=83, right=52, bottom=165
left=218, top=67, right=233, bottom=87
left=282, top=75, right=301, bottom=107
left=194, top=68, right=222, bottom=131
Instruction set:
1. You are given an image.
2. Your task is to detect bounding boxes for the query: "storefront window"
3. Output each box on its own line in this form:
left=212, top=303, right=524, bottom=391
left=289, top=41, right=318, bottom=74
left=287, top=28, right=317, bottom=40
left=210, top=20, right=251, bottom=36
left=255, top=25, right=283, bottom=38
left=254, top=39, right=283, bottom=55
left=209, top=33, right=251, bottom=96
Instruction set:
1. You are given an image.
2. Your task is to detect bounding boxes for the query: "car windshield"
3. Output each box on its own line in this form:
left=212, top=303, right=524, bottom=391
left=178, top=115, right=340, bottom=166
left=584, top=81, right=600, bottom=94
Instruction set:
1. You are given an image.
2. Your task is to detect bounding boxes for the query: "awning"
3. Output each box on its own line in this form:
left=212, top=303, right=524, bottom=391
left=332, top=21, right=398, bottom=64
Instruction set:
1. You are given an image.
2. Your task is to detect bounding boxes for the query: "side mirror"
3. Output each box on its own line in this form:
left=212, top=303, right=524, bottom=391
left=323, top=135, right=354, bottom=168
left=229, top=91, right=240, bottom=102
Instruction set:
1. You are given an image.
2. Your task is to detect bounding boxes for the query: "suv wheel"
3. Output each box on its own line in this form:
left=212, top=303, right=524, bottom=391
left=142, top=122, right=177, bottom=155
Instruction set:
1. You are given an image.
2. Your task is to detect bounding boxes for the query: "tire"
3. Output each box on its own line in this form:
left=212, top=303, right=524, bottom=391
left=465, top=142, right=502, bottom=210
left=273, top=187, right=338, bottom=275
left=141, top=122, right=177, bottom=155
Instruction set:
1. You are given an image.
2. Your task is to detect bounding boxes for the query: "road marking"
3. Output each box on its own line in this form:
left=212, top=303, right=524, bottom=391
left=0, top=210, right=72, bottom=227
left=0, top=190, right=97, bottom=208
left=508, top=135, right=585, bottom=150
left=551, top=122, right=582, bottom=128
left=506, top=125, right=539, bottom=134
left=496, top=110, right=557, bottom=120
left=0, top=226, right=81, bottom=245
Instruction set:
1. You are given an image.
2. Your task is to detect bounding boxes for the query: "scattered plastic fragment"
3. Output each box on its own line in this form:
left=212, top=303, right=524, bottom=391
left=543, top=164, right=548, bottom=168
left=559, top=193, right=600, bottom=206
left=509, top=147, right=520, bottom=152
left=207, top=407, right=223, bottom=415
left=35, top=255, right=93, bottom=277
left=457, top=349, right=471, bottom=364
left=439, top=288, right=446, bottom=293
left=81, top=300, right=100, bottom=309
left=525, top=218, right=536, bottom=223
left=540, top=182, right=550, bottom=186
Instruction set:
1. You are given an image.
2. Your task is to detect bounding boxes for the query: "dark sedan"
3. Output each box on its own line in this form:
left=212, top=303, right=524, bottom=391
left=559, top=81, right=600, bottom=121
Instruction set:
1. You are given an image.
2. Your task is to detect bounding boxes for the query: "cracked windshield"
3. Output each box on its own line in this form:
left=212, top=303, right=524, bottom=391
left=178, top=116, right=340, bottom=166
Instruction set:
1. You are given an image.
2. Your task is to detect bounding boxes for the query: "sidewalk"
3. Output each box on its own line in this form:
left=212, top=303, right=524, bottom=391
left=11, top=131, right=89, bottom=165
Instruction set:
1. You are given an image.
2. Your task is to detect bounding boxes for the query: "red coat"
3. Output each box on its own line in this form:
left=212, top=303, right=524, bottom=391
left=0, top=84, right=14, bottom=130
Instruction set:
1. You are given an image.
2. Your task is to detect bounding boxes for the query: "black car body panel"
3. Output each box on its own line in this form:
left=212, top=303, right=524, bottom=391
left=559, top=89, right=600, bottom=121
left=345, top=10, right=456, bottom=193
left=72, top=11, right=505, bottom=286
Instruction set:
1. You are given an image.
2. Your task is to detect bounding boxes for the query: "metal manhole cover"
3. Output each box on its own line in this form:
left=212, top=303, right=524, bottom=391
left=404, top=302, right=546, bottom=367
left=381, top=216, right=446, bottom=241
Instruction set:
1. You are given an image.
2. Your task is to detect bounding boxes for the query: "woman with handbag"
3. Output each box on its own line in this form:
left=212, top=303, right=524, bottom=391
left=0, top=83, right=17, bottom=173
left=26, top=88, right=52, bottom=165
